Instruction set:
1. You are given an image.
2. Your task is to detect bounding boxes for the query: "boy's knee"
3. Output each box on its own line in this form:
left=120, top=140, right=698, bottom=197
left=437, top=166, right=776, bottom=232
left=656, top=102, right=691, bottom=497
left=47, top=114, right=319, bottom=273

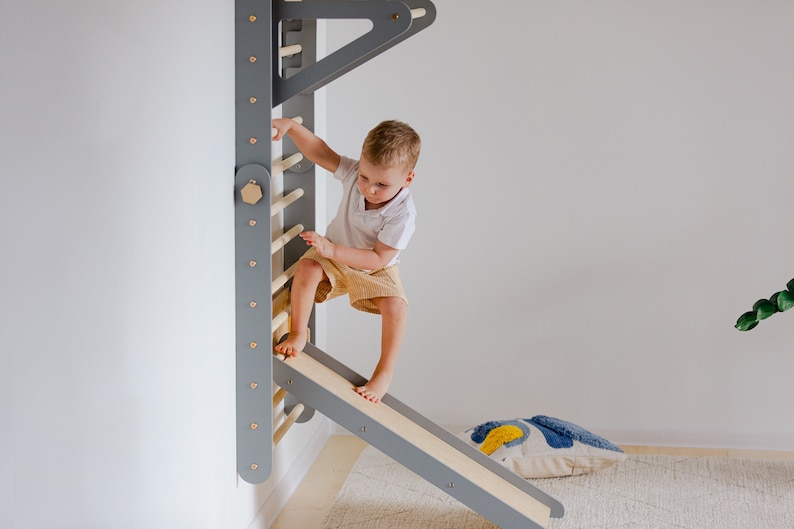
left=295, top=258, right=323, bottom=278
left=292, top=259, right=326, bottom=290
left=374, top=296, right=408, bottom=316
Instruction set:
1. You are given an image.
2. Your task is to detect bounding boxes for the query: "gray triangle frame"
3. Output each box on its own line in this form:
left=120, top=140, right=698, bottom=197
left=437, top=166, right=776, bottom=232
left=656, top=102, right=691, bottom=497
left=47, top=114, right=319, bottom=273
left=272, top=0, right=437, bottom=106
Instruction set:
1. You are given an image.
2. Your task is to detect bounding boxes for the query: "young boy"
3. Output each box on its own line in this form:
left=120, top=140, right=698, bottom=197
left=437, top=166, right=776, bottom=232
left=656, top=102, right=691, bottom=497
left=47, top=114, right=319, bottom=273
left=271, top=118, right=420, bottom=403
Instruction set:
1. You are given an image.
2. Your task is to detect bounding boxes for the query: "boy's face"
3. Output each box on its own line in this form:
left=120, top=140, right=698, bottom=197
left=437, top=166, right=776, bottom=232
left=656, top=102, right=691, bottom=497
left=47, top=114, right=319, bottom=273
left=357, top=155, right=414, bottom=207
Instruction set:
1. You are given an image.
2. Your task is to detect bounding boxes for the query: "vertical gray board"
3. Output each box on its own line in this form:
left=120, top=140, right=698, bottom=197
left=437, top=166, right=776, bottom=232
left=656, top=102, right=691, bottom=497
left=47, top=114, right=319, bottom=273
left=280, top=18, right=318, bottom=279
left=279, top=18, right=319, bottom=424
left=272, top=342, right=565, bottom=528
left=235, top=0, right=274, bottom=484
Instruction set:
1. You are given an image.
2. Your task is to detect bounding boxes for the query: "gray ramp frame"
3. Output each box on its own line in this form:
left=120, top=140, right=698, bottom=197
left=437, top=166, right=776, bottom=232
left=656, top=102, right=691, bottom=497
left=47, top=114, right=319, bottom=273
left=273, top=342, right=564, bottom=529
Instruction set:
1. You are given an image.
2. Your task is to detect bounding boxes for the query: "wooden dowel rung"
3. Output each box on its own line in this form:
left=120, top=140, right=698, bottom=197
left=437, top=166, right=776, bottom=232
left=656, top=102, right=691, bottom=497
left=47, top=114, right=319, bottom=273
left=272, top=262, right=298, bottom=294
left=411, top=8, right=427, bottom=18
left=271, top=188, right=305, bottom=217
left=273, top=403, right=305, bottom=445
left=271, top=224, right=304, bottom=255
left=272, top=310, right=289, bottom=334
left=272, top=152, right=304, bottom=177
left=272, top=116, right=304, bottom=139
left=272, top=387, right=288, bottom=408
left=278, top=44, right=302, bottom=58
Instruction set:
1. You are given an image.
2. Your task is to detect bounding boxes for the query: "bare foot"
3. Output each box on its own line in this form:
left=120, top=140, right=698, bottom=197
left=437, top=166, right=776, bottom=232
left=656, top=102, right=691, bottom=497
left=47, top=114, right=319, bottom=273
left=355, top=370, right=393, bottom=403
left=274, top=332, right=307, bottom=357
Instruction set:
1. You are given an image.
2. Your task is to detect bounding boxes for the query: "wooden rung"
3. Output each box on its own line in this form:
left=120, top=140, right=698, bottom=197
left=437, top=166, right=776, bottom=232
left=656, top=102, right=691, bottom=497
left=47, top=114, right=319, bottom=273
left=271, top=188, right=305, bottom=217
left=273, top=387, right=288, bottom=408
left=272, top=152, right=304, bottom=177
left=272, top=310, right=289, bottom=334
left=411, top=8, right=427, bottom=18
left=273, top=403, right=305, bottom=445
left=271, top=224, right=304, bottom=255
left=278, top=43, right=302, bottom=58
left=272, top=262, right=298, bottom=294
left=270, top=116, right=303, bottom=138
left=271, top=116, right=304, bottom=139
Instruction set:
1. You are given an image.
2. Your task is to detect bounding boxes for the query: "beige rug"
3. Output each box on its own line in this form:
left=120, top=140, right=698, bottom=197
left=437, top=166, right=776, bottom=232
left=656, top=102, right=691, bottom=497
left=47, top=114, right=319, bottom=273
left=321, top=446, right=794, bottom=529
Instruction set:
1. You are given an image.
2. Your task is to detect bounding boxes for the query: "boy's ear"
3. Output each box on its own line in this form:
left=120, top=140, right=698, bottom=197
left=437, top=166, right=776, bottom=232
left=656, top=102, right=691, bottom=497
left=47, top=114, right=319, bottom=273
left=403, top=171, right=415, bottom=187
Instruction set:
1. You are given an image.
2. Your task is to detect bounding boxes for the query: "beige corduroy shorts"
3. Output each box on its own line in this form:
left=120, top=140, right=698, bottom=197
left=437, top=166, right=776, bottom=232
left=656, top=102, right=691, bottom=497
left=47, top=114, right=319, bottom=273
left=299, top=246, right=408, bottom=314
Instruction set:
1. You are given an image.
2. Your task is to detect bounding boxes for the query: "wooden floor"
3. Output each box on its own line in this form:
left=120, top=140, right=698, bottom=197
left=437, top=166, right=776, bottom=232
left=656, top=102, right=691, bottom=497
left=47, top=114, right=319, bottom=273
left=270, top=435, right=794, bottom=529
left=270, top=436, right=368, bottom=529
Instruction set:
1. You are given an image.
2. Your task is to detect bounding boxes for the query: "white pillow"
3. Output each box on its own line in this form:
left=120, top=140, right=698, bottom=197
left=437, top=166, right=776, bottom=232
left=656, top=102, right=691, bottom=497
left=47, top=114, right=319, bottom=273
left=456, top=416, right=626, bottom=478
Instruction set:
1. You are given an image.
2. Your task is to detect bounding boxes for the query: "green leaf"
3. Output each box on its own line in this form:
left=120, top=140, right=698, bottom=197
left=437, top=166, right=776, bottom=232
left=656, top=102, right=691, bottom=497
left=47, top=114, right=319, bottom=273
left=752, top=299, right=777, bottom=320
left=777, top=290, right=794, bottom=312
left=735, top=311, right=759, bottom=331
left=769, top=292, right=781, bottom=310
left=788, top=278, right=794, bottom=294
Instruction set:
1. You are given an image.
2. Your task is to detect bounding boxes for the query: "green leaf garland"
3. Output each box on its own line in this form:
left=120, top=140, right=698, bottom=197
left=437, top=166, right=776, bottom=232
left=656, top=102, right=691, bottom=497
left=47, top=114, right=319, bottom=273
left=735, top=278, right=794, bottom=331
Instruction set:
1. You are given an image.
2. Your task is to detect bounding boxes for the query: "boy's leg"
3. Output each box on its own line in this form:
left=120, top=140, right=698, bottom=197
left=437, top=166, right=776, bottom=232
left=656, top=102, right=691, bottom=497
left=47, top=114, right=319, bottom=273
left=356, top=296, right=408, bottom=403
left=274, top=259, right=326, bottom=356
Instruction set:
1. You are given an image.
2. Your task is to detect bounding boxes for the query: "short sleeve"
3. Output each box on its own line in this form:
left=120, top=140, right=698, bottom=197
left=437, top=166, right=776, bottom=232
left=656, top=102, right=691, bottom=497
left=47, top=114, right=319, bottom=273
left=334, top=156, right=358, bottom=183
left=378, top=205, right=416, bottom=250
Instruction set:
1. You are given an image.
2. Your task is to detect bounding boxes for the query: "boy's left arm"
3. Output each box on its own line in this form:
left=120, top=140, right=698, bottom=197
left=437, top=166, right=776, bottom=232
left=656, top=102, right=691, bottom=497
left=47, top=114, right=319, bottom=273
left=300, top=231, right=398, bottom=270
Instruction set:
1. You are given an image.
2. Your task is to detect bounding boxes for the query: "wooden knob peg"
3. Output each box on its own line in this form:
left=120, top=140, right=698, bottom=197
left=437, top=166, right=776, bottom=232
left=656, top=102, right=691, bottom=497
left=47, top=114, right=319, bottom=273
left=241, top=180, right=263, bottom=204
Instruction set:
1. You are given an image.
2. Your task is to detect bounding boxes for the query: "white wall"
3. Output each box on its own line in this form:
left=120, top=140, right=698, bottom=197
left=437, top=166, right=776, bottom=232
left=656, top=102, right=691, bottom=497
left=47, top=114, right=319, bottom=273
left=1, top=1, right=328, bottom=528
left=324, top=0, right=794, bottom=449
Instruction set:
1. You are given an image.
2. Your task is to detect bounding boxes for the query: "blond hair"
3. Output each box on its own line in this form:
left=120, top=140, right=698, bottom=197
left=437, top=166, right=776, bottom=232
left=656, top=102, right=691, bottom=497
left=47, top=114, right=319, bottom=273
left=361, top=120, right=421, bottom=171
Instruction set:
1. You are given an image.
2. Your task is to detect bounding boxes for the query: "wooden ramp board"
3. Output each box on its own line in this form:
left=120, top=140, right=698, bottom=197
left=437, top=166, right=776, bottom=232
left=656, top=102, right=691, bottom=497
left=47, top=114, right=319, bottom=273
left=273, top=343, right=564, bottom=529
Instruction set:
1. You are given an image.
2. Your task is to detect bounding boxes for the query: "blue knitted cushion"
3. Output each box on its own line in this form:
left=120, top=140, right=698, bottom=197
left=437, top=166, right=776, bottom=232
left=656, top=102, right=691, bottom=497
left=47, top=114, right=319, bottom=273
left=457, top=416, right=626, bottom=478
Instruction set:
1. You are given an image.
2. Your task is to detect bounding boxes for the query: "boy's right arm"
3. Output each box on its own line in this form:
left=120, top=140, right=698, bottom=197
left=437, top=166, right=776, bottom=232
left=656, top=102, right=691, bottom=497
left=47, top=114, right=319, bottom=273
left=272, top=118, right=341, bottom=173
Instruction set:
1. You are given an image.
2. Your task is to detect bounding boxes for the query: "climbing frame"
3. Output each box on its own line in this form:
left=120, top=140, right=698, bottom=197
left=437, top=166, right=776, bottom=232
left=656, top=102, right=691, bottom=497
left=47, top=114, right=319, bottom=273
left=234, top=0, right=437, bottom=486
left=234, top=3, right=565, bottom=528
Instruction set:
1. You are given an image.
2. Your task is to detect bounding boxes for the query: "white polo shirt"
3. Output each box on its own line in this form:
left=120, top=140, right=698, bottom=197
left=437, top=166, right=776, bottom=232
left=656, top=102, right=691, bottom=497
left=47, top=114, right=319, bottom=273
left=325, top=156, right=416, bottom=268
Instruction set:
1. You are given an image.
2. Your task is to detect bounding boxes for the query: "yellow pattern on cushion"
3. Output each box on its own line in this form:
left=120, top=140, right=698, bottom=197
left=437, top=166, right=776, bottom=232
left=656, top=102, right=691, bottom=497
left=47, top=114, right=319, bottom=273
left=480, top=425, right=525, bottom=455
